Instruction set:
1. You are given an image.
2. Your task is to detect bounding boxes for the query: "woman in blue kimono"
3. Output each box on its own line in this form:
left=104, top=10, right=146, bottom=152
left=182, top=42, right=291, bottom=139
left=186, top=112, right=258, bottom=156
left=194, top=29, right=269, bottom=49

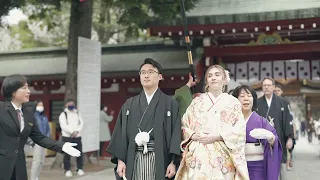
left=232, top=85, right=282, bottom=180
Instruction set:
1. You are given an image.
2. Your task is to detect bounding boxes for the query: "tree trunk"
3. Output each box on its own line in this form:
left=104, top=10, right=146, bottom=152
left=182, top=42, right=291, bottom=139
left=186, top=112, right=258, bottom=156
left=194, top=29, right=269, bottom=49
left=51, top=0, right=93, bottom=169
left=96, top=0, right=111, bottom=44
left=65, top=0, right=93, bottom=101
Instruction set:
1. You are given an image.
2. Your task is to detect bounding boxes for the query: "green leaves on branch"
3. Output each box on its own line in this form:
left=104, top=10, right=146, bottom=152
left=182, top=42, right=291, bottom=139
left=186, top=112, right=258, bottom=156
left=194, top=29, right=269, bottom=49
left=116, top=0, right=200, bottom=27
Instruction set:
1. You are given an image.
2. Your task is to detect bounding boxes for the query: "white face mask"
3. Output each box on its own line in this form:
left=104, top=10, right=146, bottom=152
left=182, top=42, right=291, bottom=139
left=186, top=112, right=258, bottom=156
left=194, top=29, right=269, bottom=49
left=36, top=106, right=44, bottom=112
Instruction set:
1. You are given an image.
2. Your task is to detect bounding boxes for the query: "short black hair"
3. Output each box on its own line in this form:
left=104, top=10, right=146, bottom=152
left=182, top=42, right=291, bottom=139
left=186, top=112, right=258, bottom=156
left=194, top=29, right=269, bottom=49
left=232, top=85, right=257, bottom=111
left=35, top=100, right=44, bottom=106
left=228, top=89, right=235, bottom=95
left=101, top=104, right=105, bottom=111
left=139, top=58, right=163, bottom=74
left=65, top=99, right=75, bottom=105
left=275, top=84, right=283, bottom=89
left=1, top=75, right=28, bottom=101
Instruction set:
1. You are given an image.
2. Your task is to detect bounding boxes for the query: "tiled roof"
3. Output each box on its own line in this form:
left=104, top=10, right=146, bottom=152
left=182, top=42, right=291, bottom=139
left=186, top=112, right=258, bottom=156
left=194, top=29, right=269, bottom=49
left=0, top=41, right=201, bottom=77
left=151, top=0, right=320, bottom=25
left=187, top=0, right=320, bottom=17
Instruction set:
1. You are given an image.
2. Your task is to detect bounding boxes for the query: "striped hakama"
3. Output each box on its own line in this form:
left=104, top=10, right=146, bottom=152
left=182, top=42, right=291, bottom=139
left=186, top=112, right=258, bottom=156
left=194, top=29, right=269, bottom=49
left=132, top=141, right=156, bottom=180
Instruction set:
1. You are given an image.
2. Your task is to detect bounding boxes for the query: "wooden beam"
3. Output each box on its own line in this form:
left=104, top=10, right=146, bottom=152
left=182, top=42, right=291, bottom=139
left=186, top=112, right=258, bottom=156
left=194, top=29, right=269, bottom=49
left=217, top=34, right=320, bottom=45
left=149, top=17, right=320, bottom=37
left=203, top=42, right=320, bottom=62
left=205, top=42, right=320, bottom=56
left=304, top=93, right=320, bottom=97
left=221, top=53, right=320, bottom=62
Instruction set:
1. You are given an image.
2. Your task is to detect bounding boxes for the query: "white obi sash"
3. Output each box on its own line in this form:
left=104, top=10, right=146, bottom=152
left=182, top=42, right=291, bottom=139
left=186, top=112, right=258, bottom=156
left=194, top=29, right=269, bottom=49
left=245, top=143, right=264, bottom=161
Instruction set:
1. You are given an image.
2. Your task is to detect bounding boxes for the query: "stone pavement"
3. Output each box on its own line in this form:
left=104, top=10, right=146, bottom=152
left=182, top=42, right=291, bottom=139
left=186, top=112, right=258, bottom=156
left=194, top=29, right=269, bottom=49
left=74, top=168, right=115, bottom=180
left=26, top=156, right=114, bottom=180
left=27, top=135, right=320, bottom=180
left=286, top=135, right=320, bottom=180
left=74, top=136, right=320, bottom=180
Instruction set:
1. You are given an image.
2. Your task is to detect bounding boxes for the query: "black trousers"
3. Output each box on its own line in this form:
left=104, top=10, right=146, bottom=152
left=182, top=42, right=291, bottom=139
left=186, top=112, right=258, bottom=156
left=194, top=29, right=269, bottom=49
left=308, top=132, right=313, bottom=142
left=100, top=141, right=106, bottom=156
left=62, top=136, right=83, bottom=171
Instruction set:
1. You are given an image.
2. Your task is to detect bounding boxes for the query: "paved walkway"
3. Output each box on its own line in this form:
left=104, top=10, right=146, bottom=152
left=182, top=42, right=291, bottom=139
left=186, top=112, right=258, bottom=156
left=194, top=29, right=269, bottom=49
left=28, top=136, right=320, bottom=179
left=74, top=168, right=115, bottom=180
left=286, top=135, right=320, bottom=180
left=26, top=156, right=114, bottom=180
left=74, top=136, right=320, bottom=180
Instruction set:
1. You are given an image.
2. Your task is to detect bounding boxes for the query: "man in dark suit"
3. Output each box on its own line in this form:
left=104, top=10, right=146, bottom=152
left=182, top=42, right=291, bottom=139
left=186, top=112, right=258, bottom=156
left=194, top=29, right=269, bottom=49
left=274, top=84, right=296, bottom=170
left=256, top=78, right=293, bottom=180
left=0, top=75, right=81, bottom=180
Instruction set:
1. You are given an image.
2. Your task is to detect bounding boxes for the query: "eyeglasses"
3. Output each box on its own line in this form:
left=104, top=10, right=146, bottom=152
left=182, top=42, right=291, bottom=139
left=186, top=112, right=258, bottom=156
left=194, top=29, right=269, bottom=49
left=262, top=84, right=274, bottom=87
left=139, top=70, right=159, bottom=75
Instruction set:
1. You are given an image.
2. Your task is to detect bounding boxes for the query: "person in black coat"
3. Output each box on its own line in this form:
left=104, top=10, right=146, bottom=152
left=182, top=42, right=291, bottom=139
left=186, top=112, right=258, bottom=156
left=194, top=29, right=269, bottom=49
left=0, top=75, right=81, bottom=180
left=256, top=78, right=293, bottom=180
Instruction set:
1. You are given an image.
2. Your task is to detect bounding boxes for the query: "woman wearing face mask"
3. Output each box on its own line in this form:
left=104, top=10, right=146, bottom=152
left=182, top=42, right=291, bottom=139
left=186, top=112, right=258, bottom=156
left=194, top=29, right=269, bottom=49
left=30, top=100, right=51, bottom=180
left=232, top=85, right=282, bottom=180
left=59, top=99, right=85, bottom=177
left=176, top=65, right=249, bottom=180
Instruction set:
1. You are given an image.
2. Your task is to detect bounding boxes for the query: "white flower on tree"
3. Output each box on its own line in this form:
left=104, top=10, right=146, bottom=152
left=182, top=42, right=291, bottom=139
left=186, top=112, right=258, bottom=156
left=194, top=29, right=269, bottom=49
left=27, top=21, right=55, bottom=43
left=0, top=26, right=22, bottom=52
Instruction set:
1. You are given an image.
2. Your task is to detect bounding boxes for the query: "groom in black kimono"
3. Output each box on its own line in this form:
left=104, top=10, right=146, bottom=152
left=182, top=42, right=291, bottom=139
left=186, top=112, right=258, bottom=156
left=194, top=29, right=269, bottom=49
left=256, top=78, right=293, bottom=180
left=107, top=58, right=181, bottom=180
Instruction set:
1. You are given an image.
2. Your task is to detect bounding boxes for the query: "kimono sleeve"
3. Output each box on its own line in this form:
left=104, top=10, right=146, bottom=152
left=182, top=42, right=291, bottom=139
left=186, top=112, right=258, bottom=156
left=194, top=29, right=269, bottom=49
left=106, top=103, right=129, bottom=164
left=219, top=100, right=246, bottom=150
left=282, top=99, right=294, bottom=140
left=261, top=116, right=282, bottom=180
left=219, top=99, right=249, bottom=179
left=261, top=116, right=280, bottom=144
left=180, top=97, right=199, bottom=151
left=169, top=98, right=182, bottom=156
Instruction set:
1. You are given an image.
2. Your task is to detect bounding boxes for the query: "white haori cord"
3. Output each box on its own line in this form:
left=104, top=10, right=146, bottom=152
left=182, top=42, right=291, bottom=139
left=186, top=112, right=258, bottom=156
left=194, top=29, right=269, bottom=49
left=135, top=128, right=154, bottom=154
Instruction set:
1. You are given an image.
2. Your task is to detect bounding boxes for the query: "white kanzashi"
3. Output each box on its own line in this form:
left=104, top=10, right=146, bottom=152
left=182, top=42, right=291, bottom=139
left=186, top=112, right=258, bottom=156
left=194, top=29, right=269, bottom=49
left=135, top=128, right=153, bottom=154
left=225, top=70, right=231, bottom=83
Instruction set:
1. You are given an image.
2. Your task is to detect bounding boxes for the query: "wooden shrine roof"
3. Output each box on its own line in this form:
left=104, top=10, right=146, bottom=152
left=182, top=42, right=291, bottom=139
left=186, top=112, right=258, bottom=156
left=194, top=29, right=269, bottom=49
left=151, top=0, right=320, bottom=26
left=187, top=0, right=320, bottom=17
left=0, top=40, right=201, bottom=79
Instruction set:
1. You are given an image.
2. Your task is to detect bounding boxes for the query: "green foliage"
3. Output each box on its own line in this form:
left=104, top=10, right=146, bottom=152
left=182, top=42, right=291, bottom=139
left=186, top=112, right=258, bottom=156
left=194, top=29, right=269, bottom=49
left=115, top=0, right=200, bottom=38
left=0, top=0, right=61, bottom=19
left=1, top=0, right=200, bottom=48
left=23, top=0, right=64, bottom=29
left=9, top=21, right=48, bottom=48
left=117, top=0, right=200, bottom=24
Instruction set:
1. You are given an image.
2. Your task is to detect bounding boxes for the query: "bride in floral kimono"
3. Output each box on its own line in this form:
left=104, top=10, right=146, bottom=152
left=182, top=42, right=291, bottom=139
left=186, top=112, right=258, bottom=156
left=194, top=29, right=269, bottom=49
left=175, top=65, right=249, bottom=180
